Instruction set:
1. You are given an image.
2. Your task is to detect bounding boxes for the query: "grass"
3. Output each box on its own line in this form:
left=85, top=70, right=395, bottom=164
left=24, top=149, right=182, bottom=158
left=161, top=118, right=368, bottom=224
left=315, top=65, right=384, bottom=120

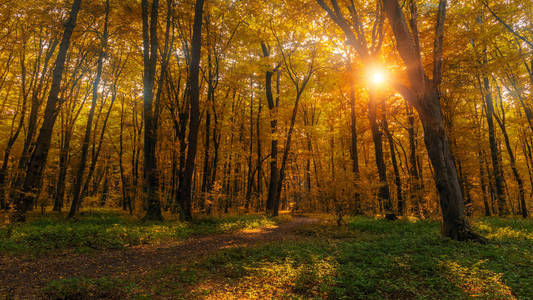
left=131, top=216, right=532, bottom=299
left=0, top=209, right=278, bottom=256
left=40, top=276, right=136, bottom=300
left=2, top=211, right=532, bottom=299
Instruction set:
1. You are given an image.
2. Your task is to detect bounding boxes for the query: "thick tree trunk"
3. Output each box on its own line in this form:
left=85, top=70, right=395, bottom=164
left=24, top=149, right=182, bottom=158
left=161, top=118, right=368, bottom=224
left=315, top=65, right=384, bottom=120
left=264, top=52, right=280, bottom=214
left=140, top=0, right=163, bottom=221
left=11, top=0, right=82, bottom=222
left=418, top=88, right=481, bottom=240
left=382, top=0, right=485, bottom=241
left=177, top=0, right=205, bottom=221
left=17, top=39, right=59, bottom=173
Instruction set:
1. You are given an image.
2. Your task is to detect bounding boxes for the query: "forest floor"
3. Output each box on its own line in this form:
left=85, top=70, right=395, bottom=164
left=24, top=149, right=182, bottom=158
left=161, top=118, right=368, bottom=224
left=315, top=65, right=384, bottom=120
left=0, top=209, right=532, bottom=299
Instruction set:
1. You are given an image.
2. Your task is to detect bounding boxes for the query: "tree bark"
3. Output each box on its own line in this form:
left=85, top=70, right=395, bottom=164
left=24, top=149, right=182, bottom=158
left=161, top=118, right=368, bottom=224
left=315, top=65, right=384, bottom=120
left=382, top=0, right=485, bottom=241
left=368, top=93, right=392, bottom=215
left=347, top=59, right=361, bottom=213
left=405, top=103, right=424, bottom=216
left=11, top=0, right=82, bottom=222
left=244, top=79, right=254, bottom=211
left=383, top=117, right=403, bottom=216
left=141, top=0, right=163, bottom=221
left=177, top=0, right=205, bottom=221
left=493, top=81, right=527, bottom=217
left=0, top=50, right=28, bottom=209
left=119, top=95, right=132, bottom=214
left=68, top=0, right=108, bottom=218
left=262, top=43, right=280, bottom=214
left=481, top=75, right=508, bottom=215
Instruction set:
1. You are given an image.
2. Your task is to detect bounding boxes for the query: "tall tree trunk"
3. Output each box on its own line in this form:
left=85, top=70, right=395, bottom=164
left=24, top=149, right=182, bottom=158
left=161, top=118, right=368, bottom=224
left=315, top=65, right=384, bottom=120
left=521, top=133, right=533, bottom=199
left=53, top=130, right=71, bottom=212
left=368, top=93, right=392, bottom=216
left=17, top=38, right=59, bottom=173
left=405, top=103, right=423, bottom=216
left=481, top=75, right=508, bottom=215
left=484, top=151, right=497, bottom=213
left=493, top=81, right=527, bottom=217
left=383, top=118, right=403, bottom=216
left=0, top=52, right=28, bottom=209
left=347, top=59, right=361, bottom=213
left=201, top=101, right=211, bottom=209
left=81, top=87, right=117, bottom=199
left=275, top=90, right=304, bottom=216
left=262, top=43, right=280, bottom=214
left=11, top=0, right=82, bottom=222
left=244, top=79, right=254, bottom=211
left=474, top=101, right=491, bottom=216
left=119, top=95, right=132, bottom=214
left=256, top=87, right=263, bottom=207
left=201, top=46, right=214, bottom=209
left=177, top=0, right=205, bottom=221
left=382, top=0, right=485, bottom=241
left=478, top=149, right=491, bottom=216
left=141, top=0, right=163, bottom=221
left=68, top=0, right=108, bottom=218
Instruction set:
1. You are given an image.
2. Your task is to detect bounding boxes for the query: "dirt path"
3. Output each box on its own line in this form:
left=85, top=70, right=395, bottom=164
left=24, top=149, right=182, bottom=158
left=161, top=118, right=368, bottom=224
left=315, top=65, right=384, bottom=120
left=0, top=216, right=318, bottom=298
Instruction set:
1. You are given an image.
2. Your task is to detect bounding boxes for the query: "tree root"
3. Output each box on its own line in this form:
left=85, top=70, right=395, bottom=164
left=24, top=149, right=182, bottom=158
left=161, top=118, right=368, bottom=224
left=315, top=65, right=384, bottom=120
left=443, top=220, right=488, bottom=244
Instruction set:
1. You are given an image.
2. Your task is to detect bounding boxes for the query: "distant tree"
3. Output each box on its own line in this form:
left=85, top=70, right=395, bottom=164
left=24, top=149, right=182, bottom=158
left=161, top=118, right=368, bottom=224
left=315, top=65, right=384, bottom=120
left=10, top=0, right=82, bottom=222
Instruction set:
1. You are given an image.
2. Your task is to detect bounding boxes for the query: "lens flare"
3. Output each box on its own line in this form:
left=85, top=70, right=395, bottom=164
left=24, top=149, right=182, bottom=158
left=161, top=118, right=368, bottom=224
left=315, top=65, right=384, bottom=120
left=371, top=71, right=385, bottom=85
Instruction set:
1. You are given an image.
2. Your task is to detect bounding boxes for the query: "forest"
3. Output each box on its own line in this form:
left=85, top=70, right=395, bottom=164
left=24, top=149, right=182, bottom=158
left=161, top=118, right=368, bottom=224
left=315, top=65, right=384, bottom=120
left=0, top=0, right=532, bottom=298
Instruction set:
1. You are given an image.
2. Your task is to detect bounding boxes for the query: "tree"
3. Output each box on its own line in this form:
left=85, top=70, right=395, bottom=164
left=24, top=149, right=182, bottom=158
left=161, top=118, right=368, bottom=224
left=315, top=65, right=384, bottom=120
left=69, top=0, right=110, bottom=218
left=381, top=0, right=485, bottom=241
left=141, top=0, right=163, bottom=221
left=316, top=0, right=394, bottom=218
left=10, top=0, right=82, bottom=222
left=177, top=0, right=205, bottom=221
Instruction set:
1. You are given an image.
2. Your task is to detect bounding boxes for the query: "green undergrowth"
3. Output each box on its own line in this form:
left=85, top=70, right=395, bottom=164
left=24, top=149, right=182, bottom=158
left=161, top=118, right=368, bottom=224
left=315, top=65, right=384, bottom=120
left=131, top=216, right=532, bottom=299
left=0, top=209, right=279, bottom=256
left=10, top=212, right=533, bottom=299
left=41, top=276, right=136, bottom=300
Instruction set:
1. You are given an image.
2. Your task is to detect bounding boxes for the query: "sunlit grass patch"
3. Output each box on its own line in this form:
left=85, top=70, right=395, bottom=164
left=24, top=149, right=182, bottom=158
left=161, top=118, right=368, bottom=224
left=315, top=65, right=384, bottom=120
left=215, top=215, right=277, bottom=233
left=0, top=210, right=279, bottom=256
left=440, top=260, right=514, bottom=298
left=147, top=241, right=336, bottom=299
left=145, top=216, right=531, bottom=299
left=473, top=217, right=533, bottom=242
left=5, top=212, right=533, bottom=299
left=333, top=216, right=533, bottom=299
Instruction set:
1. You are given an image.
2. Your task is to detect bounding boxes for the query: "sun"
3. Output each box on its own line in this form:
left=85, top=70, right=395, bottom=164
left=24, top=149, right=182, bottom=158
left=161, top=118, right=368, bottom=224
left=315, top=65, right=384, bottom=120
left=371, top=70, right=386, bottom=86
